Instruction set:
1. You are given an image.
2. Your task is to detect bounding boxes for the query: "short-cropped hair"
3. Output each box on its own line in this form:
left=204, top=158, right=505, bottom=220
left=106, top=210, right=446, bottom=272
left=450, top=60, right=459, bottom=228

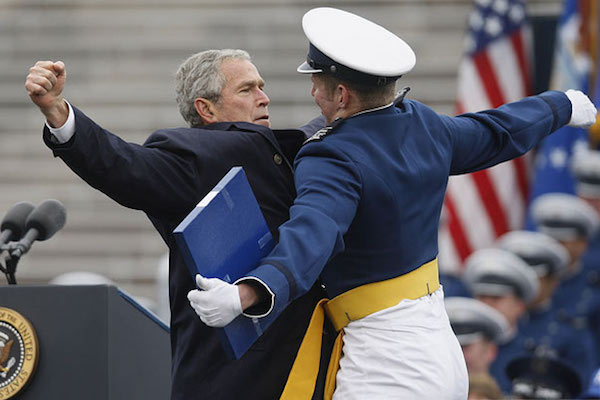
left=318, top=73, right=396, bottom=109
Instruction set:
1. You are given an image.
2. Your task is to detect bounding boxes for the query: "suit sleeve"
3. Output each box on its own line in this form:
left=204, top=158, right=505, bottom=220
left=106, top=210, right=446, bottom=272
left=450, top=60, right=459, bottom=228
left=43, top=106, right=200, bottom=215
left=239, top=140, right=362, bottom=317
left=299, top=115, right=326, bottom=138
left=439, top=90, right=572, bottom=175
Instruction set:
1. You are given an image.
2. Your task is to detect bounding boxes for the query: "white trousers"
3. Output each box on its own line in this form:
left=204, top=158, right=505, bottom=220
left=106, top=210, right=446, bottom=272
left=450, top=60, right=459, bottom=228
left=332, top=287, right=468, bottom=400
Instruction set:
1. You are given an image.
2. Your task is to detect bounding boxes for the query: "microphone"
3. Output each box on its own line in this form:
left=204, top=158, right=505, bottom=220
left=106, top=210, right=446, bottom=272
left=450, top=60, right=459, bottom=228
left=0, top=201, right=35, bottom=247
left=11, top=199, right=67, bottom=258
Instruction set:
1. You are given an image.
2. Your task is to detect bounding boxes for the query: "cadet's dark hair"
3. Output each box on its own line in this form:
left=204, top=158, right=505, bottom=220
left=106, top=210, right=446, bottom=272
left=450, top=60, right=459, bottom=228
left=318, top=74, right=396, bottom=108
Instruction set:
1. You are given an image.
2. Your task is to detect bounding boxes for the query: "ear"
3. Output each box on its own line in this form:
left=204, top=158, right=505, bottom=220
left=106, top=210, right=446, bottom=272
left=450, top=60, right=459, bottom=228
left=517, top=300, right=527, bottom=317
left=487, top=343, right=498, bottom=364
left=337, top=84, right=350, bottom=109
left=194, top=98, right=218, bottom=125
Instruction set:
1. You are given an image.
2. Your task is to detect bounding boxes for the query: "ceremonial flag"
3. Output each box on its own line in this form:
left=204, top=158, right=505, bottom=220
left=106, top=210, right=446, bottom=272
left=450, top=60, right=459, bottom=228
left=524, top=0, right=598, bottom=229
left=438, top=0, right=533, bottom=272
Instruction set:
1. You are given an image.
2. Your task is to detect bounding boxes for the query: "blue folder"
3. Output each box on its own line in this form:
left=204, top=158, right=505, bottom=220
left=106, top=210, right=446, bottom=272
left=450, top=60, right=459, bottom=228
left=173, top=167, right=278, bottom=359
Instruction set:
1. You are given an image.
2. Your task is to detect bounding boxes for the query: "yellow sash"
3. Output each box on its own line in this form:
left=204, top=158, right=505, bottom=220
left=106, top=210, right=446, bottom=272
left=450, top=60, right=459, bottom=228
left=280, top=258, right=439, bottom=400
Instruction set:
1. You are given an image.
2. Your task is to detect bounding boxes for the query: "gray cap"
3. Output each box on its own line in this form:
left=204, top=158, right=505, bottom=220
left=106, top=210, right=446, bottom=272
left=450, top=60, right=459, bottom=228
left=445, top=296, right=510, bottom=345
left=531, top=193, right=599, bottom=240
left=463, top=248, right=539, bottom=304
left=573, top=150, right=600, bottom=198
left=496, top=230, right=570, bottom=277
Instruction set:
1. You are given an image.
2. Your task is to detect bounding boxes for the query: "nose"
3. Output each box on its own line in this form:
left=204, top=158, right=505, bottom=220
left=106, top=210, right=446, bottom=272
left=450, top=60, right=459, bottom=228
left=311, top=84, right=316, bottom=97
left=257, top=88, right=270, bottom=107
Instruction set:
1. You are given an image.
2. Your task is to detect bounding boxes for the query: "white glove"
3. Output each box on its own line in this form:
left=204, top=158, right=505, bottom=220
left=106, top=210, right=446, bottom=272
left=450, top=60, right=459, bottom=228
left=187, top=274, right=243, bottom=327
left=566, top=89, right=597, bottom=128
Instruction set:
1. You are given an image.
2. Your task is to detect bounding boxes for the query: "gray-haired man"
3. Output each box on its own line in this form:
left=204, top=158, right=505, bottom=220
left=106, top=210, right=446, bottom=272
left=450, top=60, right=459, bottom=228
left=25, top=50, right=325, bottom=400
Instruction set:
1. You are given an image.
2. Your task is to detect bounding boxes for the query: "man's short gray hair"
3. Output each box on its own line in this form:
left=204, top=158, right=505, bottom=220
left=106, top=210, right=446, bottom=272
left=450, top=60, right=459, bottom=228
left=175, top=49, right=251, bottom=127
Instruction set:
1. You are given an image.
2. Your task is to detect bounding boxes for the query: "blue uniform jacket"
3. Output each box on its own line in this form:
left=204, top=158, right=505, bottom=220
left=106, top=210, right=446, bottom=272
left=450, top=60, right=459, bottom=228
left=43, top=108, right=326, bottom=400
left=245, top=91, right=572, bottom=316
left=552, top=259, right=600, bottom=360
left=491, top=305, right=596, bottom=393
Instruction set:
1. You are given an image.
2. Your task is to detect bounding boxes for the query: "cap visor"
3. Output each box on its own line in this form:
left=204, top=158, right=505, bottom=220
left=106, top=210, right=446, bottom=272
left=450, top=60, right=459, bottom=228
left=471, top=283, right=515, bottom=298
left=297, top=61, right=322, bottom=74
left=457, top=332, right=485, bottom=346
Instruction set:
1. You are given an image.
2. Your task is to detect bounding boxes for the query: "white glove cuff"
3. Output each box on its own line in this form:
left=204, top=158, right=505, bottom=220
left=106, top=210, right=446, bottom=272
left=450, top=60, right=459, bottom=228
left=565, top=89, right=597, bottom=128
left=234, top=276, right=275, bottom=318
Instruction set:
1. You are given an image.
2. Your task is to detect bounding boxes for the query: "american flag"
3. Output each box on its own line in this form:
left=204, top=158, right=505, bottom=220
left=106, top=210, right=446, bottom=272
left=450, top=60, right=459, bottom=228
left=438, top=0, right=533, bottom=272
left=524, top=0, right=597, bottom=229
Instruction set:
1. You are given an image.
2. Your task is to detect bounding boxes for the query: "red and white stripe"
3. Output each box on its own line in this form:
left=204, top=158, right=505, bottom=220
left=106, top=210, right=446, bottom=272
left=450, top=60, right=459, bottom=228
left=439, top=27, right=533, bottom=273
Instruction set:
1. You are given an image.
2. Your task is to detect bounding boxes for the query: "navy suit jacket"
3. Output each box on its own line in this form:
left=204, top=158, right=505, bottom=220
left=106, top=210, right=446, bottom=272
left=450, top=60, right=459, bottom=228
left=43, top=107, right=325, bottom=399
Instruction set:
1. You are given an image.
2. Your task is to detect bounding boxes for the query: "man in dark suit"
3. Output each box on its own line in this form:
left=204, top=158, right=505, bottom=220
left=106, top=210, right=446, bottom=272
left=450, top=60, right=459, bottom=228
left=25, top=50, right=324, bottom=400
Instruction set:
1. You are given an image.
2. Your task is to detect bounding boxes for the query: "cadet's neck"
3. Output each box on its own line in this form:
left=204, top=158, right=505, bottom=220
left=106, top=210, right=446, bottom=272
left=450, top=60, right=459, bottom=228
left=335, top=101, right=393, bottom=122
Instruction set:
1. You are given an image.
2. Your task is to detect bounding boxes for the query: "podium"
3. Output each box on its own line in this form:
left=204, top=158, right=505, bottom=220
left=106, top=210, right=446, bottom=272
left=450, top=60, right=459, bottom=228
left=0, top=285, right=171, bottom=400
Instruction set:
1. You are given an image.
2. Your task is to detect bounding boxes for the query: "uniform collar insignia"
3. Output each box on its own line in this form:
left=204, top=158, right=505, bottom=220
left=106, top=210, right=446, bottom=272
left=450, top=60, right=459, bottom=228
left=303, top=86, right=410, bottom=146
left=394, top=87, right=411, bottom=107
left=303, top=117, right=344, bottom=144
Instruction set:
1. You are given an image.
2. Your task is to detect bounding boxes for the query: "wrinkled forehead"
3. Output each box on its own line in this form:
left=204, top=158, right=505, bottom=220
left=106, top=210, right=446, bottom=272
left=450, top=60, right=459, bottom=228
left=220, top=58, right=263, bottom=86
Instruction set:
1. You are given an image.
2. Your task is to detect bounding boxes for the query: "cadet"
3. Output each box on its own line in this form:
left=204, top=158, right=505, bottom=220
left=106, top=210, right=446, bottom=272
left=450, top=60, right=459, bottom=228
left=506, top=355, right=582, bottom=399
left=445, top=296, right=509, bottom=376
left=463, top=248, right=539, bottom=393
left=496, top=230, right=569, bottom=308
left=497, top=229, right=596, bottom=388
left=573, top=150, right=600, bottom=342
left=573, top=149, right=600, bottom=214
left=188, top=7, right=597, bottom=399
left=531, top=193, right=600, bottom=360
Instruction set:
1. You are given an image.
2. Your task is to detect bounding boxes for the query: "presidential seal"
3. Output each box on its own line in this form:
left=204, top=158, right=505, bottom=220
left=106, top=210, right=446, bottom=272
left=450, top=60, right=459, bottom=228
left=0, top=307, right=39, bottom=399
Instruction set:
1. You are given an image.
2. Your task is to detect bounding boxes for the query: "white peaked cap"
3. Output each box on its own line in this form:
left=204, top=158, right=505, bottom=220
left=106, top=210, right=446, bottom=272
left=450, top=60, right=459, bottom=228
left=463, top=248, right=540, bottom=304
left=531, top=193, right=600, bottom=240
left=297, top=7, right=416, bottom=85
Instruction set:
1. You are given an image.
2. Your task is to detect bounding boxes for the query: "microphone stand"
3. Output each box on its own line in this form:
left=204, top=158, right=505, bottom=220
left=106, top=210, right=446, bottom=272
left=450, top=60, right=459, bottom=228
left=0, top=244, right=21, bottom=285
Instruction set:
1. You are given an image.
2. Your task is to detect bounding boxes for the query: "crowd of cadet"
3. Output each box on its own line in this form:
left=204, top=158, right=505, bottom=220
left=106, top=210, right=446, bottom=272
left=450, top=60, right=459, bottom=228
left=440, top=149, right=600, bottom=399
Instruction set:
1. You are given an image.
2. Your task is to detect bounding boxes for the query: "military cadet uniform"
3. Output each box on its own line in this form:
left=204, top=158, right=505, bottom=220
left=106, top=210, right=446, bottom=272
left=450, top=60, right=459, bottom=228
left=531, top=193, right=600, bottom=368
left=574, top=150, right=600, bottom=361
left=243, top=8, right=579, bottom=398
left=187, top=7, right=597, bottom=399
left=445, top=296, right=509, bottom=385
left=463, top=248, right=540, bottom=393
left=496, top=229, right=596, bottom=388
left=251, top=89, right=579, bottom=397
left=518, top=307, right=595, bottom=389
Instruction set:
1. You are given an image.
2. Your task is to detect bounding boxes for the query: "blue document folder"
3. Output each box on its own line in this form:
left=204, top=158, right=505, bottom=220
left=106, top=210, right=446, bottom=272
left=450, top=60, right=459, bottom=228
left=173, top=167, right=278, bottom=359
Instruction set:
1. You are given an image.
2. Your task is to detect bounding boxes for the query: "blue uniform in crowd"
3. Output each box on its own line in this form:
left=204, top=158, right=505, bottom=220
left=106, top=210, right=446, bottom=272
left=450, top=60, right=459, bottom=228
left=490, top=331, right=527, bottom=393
left=244, top=91, right=572, bottom=313
left=552, top=260, right=600, bottom=357
left=491, top=305, right=596, bottom=392
left=521, top=306, right=595, bottom=388
left=580, top=233, right=600, bottom=350
left=439, top=272, right=472, bottom=298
